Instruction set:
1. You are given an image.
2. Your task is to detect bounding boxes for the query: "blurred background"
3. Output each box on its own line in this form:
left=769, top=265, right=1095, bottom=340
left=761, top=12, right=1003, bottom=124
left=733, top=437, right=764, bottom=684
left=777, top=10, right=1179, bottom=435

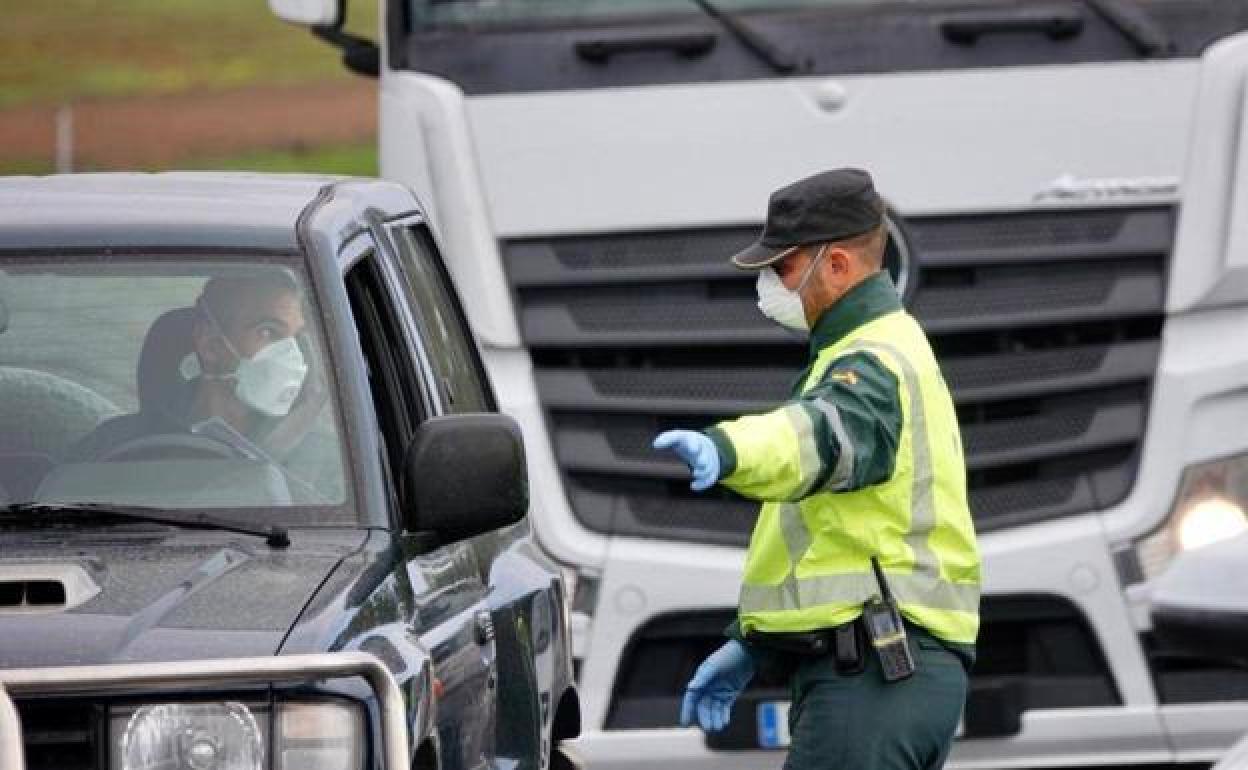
left=0, top=0, right=377, bottom=176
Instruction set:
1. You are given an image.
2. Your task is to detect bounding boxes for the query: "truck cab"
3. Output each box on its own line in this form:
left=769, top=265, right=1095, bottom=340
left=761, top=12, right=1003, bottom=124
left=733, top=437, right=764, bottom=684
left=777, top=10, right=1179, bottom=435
left=272, top=2, right=1248, bottom=766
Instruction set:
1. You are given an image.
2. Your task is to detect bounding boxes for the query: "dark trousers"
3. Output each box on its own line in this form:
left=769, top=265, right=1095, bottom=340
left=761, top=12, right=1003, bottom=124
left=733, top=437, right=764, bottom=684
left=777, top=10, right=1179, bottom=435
left=782, top=626, right=968, bottom=770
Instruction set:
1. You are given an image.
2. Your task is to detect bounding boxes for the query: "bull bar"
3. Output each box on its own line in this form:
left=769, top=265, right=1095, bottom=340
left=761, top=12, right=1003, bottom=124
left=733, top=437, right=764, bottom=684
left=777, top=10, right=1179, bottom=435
left=0, top=652, right=411, bottom=770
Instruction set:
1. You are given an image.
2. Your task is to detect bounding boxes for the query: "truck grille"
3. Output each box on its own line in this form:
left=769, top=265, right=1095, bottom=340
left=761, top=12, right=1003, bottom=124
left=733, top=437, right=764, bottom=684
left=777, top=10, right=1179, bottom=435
left=605, top=596, right=1119, bottom=734
left=504, top=206, right=1172, bottom=540
left=17, top=699, right=99, bottom=770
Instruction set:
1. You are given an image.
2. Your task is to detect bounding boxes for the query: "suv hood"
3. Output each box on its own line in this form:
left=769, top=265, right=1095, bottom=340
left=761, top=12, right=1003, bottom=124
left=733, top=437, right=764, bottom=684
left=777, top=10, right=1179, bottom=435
left=0, top=529, right=368, bottom=667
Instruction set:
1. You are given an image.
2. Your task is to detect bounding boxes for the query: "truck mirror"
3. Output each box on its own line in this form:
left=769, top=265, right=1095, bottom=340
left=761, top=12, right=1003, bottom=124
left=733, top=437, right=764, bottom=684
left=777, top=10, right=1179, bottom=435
left=400, top=414, right=529, bottom=542
left=268, top=0, right=341, bottom=27
left=1149, top=531, right=1248, bottom=665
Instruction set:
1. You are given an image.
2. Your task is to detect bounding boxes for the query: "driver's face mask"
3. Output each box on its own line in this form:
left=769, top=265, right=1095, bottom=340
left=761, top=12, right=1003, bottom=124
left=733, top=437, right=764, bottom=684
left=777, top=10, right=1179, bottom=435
left=180, top=303, right=309, bottom=417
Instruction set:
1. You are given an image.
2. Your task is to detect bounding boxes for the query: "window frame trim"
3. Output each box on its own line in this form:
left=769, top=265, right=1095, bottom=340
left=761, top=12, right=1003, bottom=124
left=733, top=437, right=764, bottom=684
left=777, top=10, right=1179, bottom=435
left=383, top=217, right=499, bottom=414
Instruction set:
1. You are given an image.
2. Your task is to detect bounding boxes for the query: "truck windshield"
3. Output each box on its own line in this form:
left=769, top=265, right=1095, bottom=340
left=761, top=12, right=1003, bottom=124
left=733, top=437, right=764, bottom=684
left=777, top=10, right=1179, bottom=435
left=411, top=0, right=845, bottom=29
left=398, top=0, right=1244, bottom=94
left=0, top=258, right=353, bottom=523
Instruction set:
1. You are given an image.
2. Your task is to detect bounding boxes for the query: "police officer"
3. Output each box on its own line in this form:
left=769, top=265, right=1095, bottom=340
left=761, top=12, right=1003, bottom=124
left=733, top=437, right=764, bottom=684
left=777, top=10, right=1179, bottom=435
left=653, top=169, right=980, bottom=770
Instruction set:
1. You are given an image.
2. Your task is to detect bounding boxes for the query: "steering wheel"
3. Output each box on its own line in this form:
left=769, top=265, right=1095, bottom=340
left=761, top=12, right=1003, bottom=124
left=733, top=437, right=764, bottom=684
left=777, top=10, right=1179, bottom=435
left=96, top=432, right=240, bottom=462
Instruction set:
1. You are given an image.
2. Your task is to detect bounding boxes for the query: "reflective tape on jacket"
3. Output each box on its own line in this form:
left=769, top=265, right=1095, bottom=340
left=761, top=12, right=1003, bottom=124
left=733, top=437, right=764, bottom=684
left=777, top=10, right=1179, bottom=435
left=732, top=310, right=981, bottom=645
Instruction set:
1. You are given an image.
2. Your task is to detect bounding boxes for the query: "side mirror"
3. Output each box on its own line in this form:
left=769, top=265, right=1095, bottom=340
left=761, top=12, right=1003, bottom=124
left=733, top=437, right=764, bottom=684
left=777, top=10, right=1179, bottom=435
left=268, top=0, right=341, bottom=27
left=1150, top=531, right=1248, bottom=664
left=401, top=414, right=529, bottom=543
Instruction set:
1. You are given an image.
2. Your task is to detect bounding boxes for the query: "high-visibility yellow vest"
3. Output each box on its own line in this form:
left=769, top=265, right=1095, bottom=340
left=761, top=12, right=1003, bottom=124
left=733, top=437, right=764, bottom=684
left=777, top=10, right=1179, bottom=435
left=720, top=310, right=981, bottom=645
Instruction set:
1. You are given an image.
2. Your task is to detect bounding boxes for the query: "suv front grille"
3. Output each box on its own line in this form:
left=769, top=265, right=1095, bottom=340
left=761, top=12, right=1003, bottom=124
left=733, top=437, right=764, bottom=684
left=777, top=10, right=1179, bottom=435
left=505, top=206, right=1172, bottom=540
left=18, top=698, right=99, bottom=770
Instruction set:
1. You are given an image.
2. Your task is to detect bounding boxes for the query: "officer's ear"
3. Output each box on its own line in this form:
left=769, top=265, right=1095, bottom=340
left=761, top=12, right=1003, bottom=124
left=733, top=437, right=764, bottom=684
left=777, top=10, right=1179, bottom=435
left=821, top=246, right=855, bottom=283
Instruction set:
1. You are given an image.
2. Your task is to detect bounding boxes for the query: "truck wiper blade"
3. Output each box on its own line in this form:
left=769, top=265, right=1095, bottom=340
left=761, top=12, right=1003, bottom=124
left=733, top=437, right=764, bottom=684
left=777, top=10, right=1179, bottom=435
left=0, top=502, right=290, bottom=548
left=689, top=0, right=799, bottom=74
left=1085, top=0, right=1174, bottom=58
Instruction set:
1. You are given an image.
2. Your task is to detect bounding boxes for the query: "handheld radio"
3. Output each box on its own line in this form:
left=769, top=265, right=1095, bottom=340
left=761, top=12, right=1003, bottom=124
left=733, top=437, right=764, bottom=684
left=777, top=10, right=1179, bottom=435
left=864, top=557, right=916, bottom=682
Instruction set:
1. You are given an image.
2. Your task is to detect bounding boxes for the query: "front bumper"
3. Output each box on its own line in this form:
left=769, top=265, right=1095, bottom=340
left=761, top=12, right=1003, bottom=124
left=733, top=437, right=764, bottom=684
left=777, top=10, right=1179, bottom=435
left=0, top=652, right=413, bottom=770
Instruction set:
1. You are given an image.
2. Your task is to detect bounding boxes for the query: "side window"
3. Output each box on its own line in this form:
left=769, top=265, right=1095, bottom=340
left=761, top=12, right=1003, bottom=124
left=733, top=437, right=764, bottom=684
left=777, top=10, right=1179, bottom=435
left=389, top=225, right=494, bottom=413
left=344, top=247, right=429, bottom=477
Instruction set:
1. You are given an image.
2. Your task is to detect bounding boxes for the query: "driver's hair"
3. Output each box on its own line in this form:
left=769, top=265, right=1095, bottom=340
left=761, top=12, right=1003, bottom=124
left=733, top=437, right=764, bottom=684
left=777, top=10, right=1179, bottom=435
left=195, top=272, right=300, bottom=328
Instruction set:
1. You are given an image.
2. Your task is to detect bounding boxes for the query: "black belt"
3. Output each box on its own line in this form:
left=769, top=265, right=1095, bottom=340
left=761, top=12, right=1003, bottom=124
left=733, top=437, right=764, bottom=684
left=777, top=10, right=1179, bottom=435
left=746, top=618, right=866, bottom=675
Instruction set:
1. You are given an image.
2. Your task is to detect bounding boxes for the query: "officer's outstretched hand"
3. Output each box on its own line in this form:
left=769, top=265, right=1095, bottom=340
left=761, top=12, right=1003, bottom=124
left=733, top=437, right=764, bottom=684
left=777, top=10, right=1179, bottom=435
left=679, top=640, right=756, bottom=732
left=653, top=430, right=720, bottom=491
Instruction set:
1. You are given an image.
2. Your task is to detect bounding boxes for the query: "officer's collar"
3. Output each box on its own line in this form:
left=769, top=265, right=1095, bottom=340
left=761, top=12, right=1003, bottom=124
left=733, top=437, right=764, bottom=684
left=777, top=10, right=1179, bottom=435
left=808, top=271, right=902, bottom=354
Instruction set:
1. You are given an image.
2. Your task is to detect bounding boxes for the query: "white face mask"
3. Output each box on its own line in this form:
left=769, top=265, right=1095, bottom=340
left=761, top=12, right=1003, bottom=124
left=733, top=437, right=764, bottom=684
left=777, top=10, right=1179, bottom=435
left=230, top=336, right=308, bottom=417
left=180, top=306, right=309, bottom=417
left=755, top=245, right=827, bottom=334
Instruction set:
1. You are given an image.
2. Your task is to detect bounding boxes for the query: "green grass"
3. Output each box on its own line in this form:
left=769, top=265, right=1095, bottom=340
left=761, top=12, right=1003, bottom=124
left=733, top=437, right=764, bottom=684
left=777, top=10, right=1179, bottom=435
left=1, top=0, right=378, bottom=108
left=0, top=157, right=55, bottom=176
left=1, top=143, right=377, bottom=177
left=179, top=143, right=378, bottom=176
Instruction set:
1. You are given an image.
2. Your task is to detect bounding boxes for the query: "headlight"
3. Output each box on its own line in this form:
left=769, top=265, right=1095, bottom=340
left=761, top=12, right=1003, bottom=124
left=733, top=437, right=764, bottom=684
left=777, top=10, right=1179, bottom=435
left=276, top=701, right=365, bottom=770
left=1174, top=496, right=1247, bottom=551
left=114, top=703, right=266, bottom=770
left=110, top=700, right=365, bottom=770
left=1123, top=454, right=1248, bottom=584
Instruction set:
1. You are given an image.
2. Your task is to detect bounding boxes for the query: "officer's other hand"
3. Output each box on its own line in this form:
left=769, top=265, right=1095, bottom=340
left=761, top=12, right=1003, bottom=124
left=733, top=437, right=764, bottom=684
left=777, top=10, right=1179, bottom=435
left=653, top=430, right=720, bottom=491
left=679, top=640, right=755, bottom=732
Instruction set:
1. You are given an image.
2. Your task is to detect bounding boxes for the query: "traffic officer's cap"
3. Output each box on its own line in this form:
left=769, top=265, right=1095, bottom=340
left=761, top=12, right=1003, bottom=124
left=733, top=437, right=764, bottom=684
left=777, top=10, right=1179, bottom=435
left=730, top=168, right=884, bottom=270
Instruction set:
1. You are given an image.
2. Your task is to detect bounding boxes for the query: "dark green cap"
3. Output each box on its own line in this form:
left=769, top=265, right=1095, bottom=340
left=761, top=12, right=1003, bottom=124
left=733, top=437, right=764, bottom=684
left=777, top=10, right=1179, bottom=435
left=730, top=168, right=883, bottom=270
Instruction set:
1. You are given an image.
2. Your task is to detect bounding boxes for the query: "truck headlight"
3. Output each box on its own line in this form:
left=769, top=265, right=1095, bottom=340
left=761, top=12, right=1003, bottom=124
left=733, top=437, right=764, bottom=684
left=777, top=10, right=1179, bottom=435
left=1124, top=453, right=1248, bottom=584
left=110, top=700, right=365, bottom=770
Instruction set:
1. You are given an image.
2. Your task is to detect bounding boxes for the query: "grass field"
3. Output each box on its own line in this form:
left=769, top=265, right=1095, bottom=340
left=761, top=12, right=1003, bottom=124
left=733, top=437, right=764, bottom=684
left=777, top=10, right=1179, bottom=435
left=2, top=1, right=380, bottom=175
left=1, top=0, right=378, bottom=108
left=4, top=143, right=378, bottom=177
left=183, top=142, right=378, bottom=175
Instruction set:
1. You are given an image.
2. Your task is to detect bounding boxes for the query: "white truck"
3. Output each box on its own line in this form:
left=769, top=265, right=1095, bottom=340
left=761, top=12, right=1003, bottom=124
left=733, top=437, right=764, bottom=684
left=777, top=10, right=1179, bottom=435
left=271, top=1, right=1248, bottom=767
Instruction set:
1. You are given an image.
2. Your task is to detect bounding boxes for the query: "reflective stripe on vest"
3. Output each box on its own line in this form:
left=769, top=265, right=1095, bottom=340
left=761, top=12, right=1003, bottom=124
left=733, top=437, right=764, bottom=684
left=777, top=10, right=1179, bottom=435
left=737, top=318, right=980, bottom=643
left=781, top=401, right=855, bottom=500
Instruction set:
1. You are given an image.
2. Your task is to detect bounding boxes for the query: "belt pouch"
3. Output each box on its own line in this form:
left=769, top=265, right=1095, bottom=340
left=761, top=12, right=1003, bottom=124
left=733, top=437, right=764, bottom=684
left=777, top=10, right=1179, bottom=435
left=833, top=620, right=865, bottom=674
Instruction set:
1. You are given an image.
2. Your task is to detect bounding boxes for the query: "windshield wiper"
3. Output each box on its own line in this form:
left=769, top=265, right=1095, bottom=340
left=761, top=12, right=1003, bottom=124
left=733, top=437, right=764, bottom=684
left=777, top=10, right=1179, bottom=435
left=689, top=0, right=799, bottom=75
left=0, top=502, right=290, bottom=548
left=1085, top=0, right=1174, bottom=58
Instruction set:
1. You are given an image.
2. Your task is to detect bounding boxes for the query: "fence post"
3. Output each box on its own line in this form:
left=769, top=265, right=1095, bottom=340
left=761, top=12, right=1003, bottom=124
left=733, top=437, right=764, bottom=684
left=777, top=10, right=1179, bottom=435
left=54, top=104, right=74, bottom=173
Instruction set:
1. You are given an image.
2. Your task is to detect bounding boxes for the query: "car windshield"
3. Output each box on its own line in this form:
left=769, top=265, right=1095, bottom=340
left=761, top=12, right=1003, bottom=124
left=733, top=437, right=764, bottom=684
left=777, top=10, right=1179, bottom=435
left=0, top=257, right=353, bottom=523
left=409, top=0, right=864, bottom=29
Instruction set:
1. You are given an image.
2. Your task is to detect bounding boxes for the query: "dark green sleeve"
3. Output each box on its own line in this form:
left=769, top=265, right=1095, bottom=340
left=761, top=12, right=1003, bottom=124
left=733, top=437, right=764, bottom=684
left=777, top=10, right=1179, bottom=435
left=798, top=350, right=902, bottom=492
left=703, top=425, right=737, bottom=478
left=724, top=618, right=787, bottom=678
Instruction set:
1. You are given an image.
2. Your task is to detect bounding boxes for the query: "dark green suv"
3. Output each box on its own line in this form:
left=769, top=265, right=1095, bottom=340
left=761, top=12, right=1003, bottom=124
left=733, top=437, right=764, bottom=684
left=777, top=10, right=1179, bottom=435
left=0, top=173, right=580, bottom=770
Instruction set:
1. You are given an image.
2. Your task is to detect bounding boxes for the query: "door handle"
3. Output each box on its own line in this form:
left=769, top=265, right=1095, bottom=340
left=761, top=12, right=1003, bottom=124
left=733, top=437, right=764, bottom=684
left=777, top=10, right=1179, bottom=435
left=940, top=9, right=1083, bottom=45
left=575, top=33, right=716, bottom=64
left=475, top=610, right=496, bottom=646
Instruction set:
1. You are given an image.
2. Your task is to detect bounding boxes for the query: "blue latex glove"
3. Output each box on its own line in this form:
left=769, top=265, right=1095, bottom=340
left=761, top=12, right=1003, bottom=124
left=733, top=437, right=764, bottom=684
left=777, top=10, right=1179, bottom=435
left=653, top=430, right=721, bottom=491
left=679, top=640, right=756, bottom=732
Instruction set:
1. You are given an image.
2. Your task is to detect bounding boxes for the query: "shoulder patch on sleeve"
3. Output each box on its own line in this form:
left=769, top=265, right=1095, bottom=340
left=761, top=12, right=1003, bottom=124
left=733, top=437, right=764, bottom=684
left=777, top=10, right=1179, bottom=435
left=826, top=369, right=860, bottom=386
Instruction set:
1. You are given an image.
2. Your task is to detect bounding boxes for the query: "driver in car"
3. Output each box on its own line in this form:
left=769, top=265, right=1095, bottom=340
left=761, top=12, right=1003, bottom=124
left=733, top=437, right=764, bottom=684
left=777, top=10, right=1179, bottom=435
left=69, top=272, right=312, bottom=464
left=177, top=273, right=308, bottom=454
